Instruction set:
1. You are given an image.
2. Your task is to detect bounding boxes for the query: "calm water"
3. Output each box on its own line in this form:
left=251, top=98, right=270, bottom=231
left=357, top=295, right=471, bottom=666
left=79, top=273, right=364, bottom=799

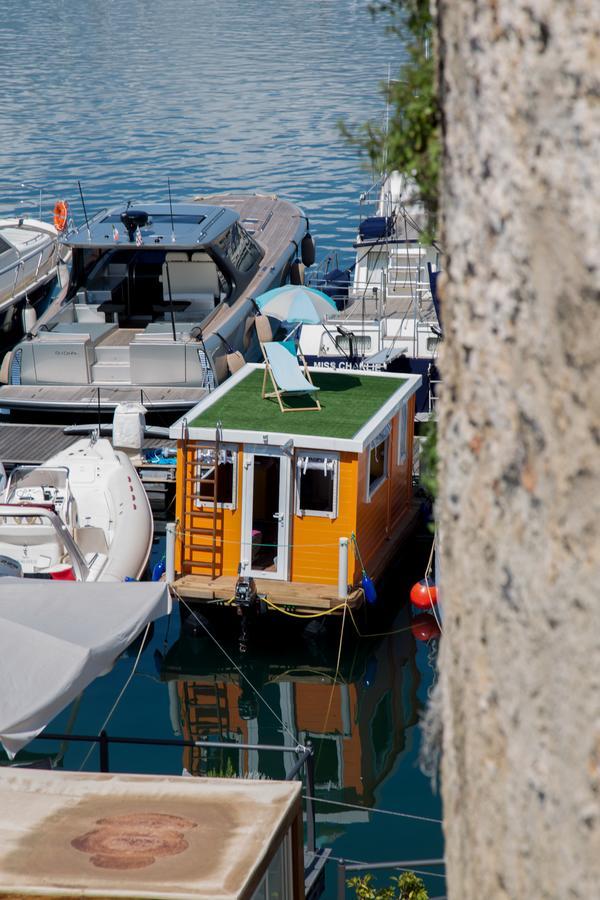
left=2, top=1, right=443, bottom=894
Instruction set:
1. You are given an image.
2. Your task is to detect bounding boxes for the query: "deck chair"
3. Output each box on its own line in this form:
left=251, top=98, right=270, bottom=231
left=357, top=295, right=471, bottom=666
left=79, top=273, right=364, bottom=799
left=261, top=340, right=321, bottom=412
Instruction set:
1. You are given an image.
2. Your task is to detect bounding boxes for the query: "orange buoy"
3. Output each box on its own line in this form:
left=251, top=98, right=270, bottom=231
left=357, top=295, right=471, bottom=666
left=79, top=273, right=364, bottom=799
left=410, top=578, right=438, bottom=609
left=53, top=199, right=69, bottom=232
left=411, top=612, right=441, bottom=642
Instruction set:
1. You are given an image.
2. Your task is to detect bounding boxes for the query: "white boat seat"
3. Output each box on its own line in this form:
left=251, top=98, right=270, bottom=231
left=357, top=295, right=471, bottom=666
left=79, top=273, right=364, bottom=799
left=162, top=252, right=220, bottom=311
left=49, top=322, right=116, bottom=343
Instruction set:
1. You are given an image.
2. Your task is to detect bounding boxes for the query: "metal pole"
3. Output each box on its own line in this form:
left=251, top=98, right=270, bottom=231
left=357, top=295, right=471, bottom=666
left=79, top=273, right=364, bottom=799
left=166, top=522, right=176, bottom=584
left=305, top=741, right=316, bottom=854
left=338, top=537, right=348, bottom=600
left=337, top=859, right=346, bottom=899
left=99, top=730, right=109, bottom=773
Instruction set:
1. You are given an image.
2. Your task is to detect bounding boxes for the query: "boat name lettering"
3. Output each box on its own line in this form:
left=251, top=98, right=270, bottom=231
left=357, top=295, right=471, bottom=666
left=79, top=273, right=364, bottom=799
left=310, top=359, right=384, bottom=372
left=54, top=350, right=78, bottom=356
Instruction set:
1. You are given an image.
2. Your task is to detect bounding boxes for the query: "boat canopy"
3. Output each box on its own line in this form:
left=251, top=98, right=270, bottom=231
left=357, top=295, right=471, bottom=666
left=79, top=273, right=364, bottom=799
left=0, top=579, right=171, bottom=757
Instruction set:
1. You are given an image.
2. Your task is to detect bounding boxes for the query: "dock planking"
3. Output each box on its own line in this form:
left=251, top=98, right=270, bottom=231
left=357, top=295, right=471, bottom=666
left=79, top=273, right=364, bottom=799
left=0, top=423, right=169, bottom=467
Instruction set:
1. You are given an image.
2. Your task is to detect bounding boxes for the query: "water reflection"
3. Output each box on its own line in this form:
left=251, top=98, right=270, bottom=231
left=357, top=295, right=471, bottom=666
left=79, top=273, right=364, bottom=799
left=159, top=609, right=421, bottom=832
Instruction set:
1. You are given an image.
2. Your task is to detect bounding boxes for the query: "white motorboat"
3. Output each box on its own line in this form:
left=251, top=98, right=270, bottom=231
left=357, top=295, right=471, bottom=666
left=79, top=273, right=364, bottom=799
left=301, top=171, right=442, bottom=420
left=0, top=435, right=153, bottom=582
left=0, top=216, right=60, bottom=322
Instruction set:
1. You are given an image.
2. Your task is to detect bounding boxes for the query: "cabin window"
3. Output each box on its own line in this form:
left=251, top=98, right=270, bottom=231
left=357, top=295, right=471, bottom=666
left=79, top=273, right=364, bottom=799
left=397, top=402, right=408, bottom=465
left=333, top=333, right=372, bottom=355
left=295, top=452, right=338, bottom=518
left=194, top=447, right=237, bottom=508
left=0, top=236, right=11, bottom=255
left=367, top=423, right=391, bottom=500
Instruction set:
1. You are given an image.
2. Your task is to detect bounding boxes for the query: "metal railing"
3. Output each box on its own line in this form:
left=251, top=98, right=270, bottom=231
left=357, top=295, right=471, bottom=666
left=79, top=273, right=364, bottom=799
left=335, top=857, right=445, bottom=898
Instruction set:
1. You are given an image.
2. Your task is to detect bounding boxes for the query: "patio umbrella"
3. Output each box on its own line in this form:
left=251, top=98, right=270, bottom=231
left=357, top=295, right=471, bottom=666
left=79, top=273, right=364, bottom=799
left=254, top=285, right=337, bottom=324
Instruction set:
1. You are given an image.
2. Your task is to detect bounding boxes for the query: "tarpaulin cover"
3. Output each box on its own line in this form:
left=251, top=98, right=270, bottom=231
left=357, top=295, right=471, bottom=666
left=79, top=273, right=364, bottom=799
left=0, top=579, right=171, bottom=757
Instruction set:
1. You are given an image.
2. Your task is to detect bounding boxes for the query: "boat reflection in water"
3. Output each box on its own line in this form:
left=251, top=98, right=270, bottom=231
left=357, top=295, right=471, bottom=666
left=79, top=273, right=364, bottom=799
left=159, top=609, right=421, bottom=832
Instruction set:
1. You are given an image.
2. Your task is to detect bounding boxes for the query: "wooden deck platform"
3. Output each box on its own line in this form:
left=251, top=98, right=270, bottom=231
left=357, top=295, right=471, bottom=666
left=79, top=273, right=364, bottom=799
left=0, top=423, right=169, bottom=466
left=173, top=573, right=364, bottom=612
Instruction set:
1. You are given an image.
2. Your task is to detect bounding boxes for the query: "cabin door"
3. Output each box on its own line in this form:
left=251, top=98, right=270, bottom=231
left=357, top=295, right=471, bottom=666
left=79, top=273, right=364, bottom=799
left=241, top=446, right=291, bottom=580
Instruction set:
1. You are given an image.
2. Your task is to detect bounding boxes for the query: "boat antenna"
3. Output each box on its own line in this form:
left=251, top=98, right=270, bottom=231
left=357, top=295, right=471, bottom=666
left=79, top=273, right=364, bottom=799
left=168, top=177, right=176, bottom=243
left=78, top=180, right=91, bottom=238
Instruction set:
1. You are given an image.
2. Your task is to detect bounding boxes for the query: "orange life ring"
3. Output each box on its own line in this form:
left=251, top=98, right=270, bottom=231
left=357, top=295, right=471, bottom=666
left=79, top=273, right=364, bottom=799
left=53, top=199, right=69, bottom=232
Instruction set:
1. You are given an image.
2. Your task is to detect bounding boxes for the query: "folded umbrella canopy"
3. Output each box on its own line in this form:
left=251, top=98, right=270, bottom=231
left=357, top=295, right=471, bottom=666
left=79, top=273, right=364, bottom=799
left=254, top=284, right=337, bottom=324
left=0, top=579, right=172, bottom=757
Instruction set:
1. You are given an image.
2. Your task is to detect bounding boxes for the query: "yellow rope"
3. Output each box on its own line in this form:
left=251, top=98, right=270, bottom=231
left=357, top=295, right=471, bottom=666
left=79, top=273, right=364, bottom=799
left=261, top=595, right=347, bottom=619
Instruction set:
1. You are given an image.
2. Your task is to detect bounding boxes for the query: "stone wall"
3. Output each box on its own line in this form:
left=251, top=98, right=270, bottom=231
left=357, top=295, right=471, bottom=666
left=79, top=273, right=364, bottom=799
left=435, top=1, right=600, bottom=896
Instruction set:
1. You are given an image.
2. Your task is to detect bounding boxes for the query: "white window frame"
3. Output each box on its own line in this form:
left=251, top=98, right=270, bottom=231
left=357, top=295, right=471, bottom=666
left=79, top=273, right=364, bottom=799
left=194, top=444, right=238, bottom=510
left=295, top=451, right=339, bottom=519
left=366, top=423, right=390, bottom=501
left=397, top=402, right=408, bottom=465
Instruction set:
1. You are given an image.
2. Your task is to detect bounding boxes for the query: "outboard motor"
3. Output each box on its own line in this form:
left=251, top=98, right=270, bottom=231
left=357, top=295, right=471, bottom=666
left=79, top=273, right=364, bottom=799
left=113, top=401, right=147, bottom=451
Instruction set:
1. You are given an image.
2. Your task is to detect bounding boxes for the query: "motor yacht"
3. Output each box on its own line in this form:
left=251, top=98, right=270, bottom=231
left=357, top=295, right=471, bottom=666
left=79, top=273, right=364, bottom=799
left=0, top=194, right=313, bottom=418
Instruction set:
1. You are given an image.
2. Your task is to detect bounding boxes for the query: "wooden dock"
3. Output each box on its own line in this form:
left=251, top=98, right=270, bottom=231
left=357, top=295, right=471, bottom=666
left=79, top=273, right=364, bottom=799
left=0, top=422, right=176, bottom=511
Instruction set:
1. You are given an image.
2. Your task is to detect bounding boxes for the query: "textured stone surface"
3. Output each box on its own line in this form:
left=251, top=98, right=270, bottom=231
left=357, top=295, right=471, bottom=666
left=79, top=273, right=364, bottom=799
left=435, top=1, right=600, bottom=897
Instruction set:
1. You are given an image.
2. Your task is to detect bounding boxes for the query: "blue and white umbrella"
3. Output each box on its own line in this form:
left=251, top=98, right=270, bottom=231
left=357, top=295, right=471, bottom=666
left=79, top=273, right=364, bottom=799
left=254, top=285, right=337, bottom=324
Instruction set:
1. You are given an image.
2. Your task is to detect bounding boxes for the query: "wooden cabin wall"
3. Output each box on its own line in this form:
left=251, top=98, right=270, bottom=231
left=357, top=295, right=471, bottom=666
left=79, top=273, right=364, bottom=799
left=289, top=451, right=358, bottom=586
left=176, top=442, right=244, bottom=578
left=353, top=397, right=415, bottom=582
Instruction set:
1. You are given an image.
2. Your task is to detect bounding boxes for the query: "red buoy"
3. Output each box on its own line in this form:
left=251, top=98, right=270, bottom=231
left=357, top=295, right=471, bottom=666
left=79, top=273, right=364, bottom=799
left=410, top=579, right=438, bottom=609
left=411, top=612, right=441, bottom=642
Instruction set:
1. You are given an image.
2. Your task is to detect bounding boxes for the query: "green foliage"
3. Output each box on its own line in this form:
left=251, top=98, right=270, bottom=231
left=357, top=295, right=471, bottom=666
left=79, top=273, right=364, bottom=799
left=347, top=871, right=429, bottom=899
left=205, top=757, right=236, bottom=779
left=419, top=418, right=438, bottom=501
left=340, top=0, right=440, bottom=234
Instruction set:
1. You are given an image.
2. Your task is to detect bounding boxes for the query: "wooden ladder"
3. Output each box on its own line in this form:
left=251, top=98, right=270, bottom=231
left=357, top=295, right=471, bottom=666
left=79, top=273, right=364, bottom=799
left=180, top=433, right=222, bottom=579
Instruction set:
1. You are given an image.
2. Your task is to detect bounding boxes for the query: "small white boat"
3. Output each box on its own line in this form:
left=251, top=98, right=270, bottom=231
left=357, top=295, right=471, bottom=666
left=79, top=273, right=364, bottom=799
left=0, top=216, right=59, bottom=316
left=0, top=435, right=153, bottom=582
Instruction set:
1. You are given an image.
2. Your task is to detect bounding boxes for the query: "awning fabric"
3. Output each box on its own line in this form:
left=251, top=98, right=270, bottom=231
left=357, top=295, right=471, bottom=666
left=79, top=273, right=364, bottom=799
left=0, top=579, right=171, bottom=757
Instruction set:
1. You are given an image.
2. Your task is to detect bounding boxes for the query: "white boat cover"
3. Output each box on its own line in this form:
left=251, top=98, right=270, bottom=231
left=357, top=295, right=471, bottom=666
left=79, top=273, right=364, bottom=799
left=0, top=579, right=171, bottom=758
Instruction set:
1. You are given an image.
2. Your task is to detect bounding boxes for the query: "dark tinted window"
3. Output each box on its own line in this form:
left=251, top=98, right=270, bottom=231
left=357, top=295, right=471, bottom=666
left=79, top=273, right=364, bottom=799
left=216, top=223, right=262, bottom=273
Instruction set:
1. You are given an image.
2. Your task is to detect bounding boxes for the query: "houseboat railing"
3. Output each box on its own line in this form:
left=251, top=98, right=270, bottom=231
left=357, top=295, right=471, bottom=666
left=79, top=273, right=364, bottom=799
left=37, top=731, right=316, bottom=853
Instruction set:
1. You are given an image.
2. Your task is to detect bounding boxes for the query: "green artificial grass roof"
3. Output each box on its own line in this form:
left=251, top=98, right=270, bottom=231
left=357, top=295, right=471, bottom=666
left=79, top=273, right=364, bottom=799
left=188, top=369, right=407, bottom=440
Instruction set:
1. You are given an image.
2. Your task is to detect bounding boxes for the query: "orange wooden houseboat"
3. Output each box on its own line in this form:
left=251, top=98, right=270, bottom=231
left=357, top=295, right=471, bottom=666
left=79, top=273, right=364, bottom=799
left=168, top=363, right=421, bottom=615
